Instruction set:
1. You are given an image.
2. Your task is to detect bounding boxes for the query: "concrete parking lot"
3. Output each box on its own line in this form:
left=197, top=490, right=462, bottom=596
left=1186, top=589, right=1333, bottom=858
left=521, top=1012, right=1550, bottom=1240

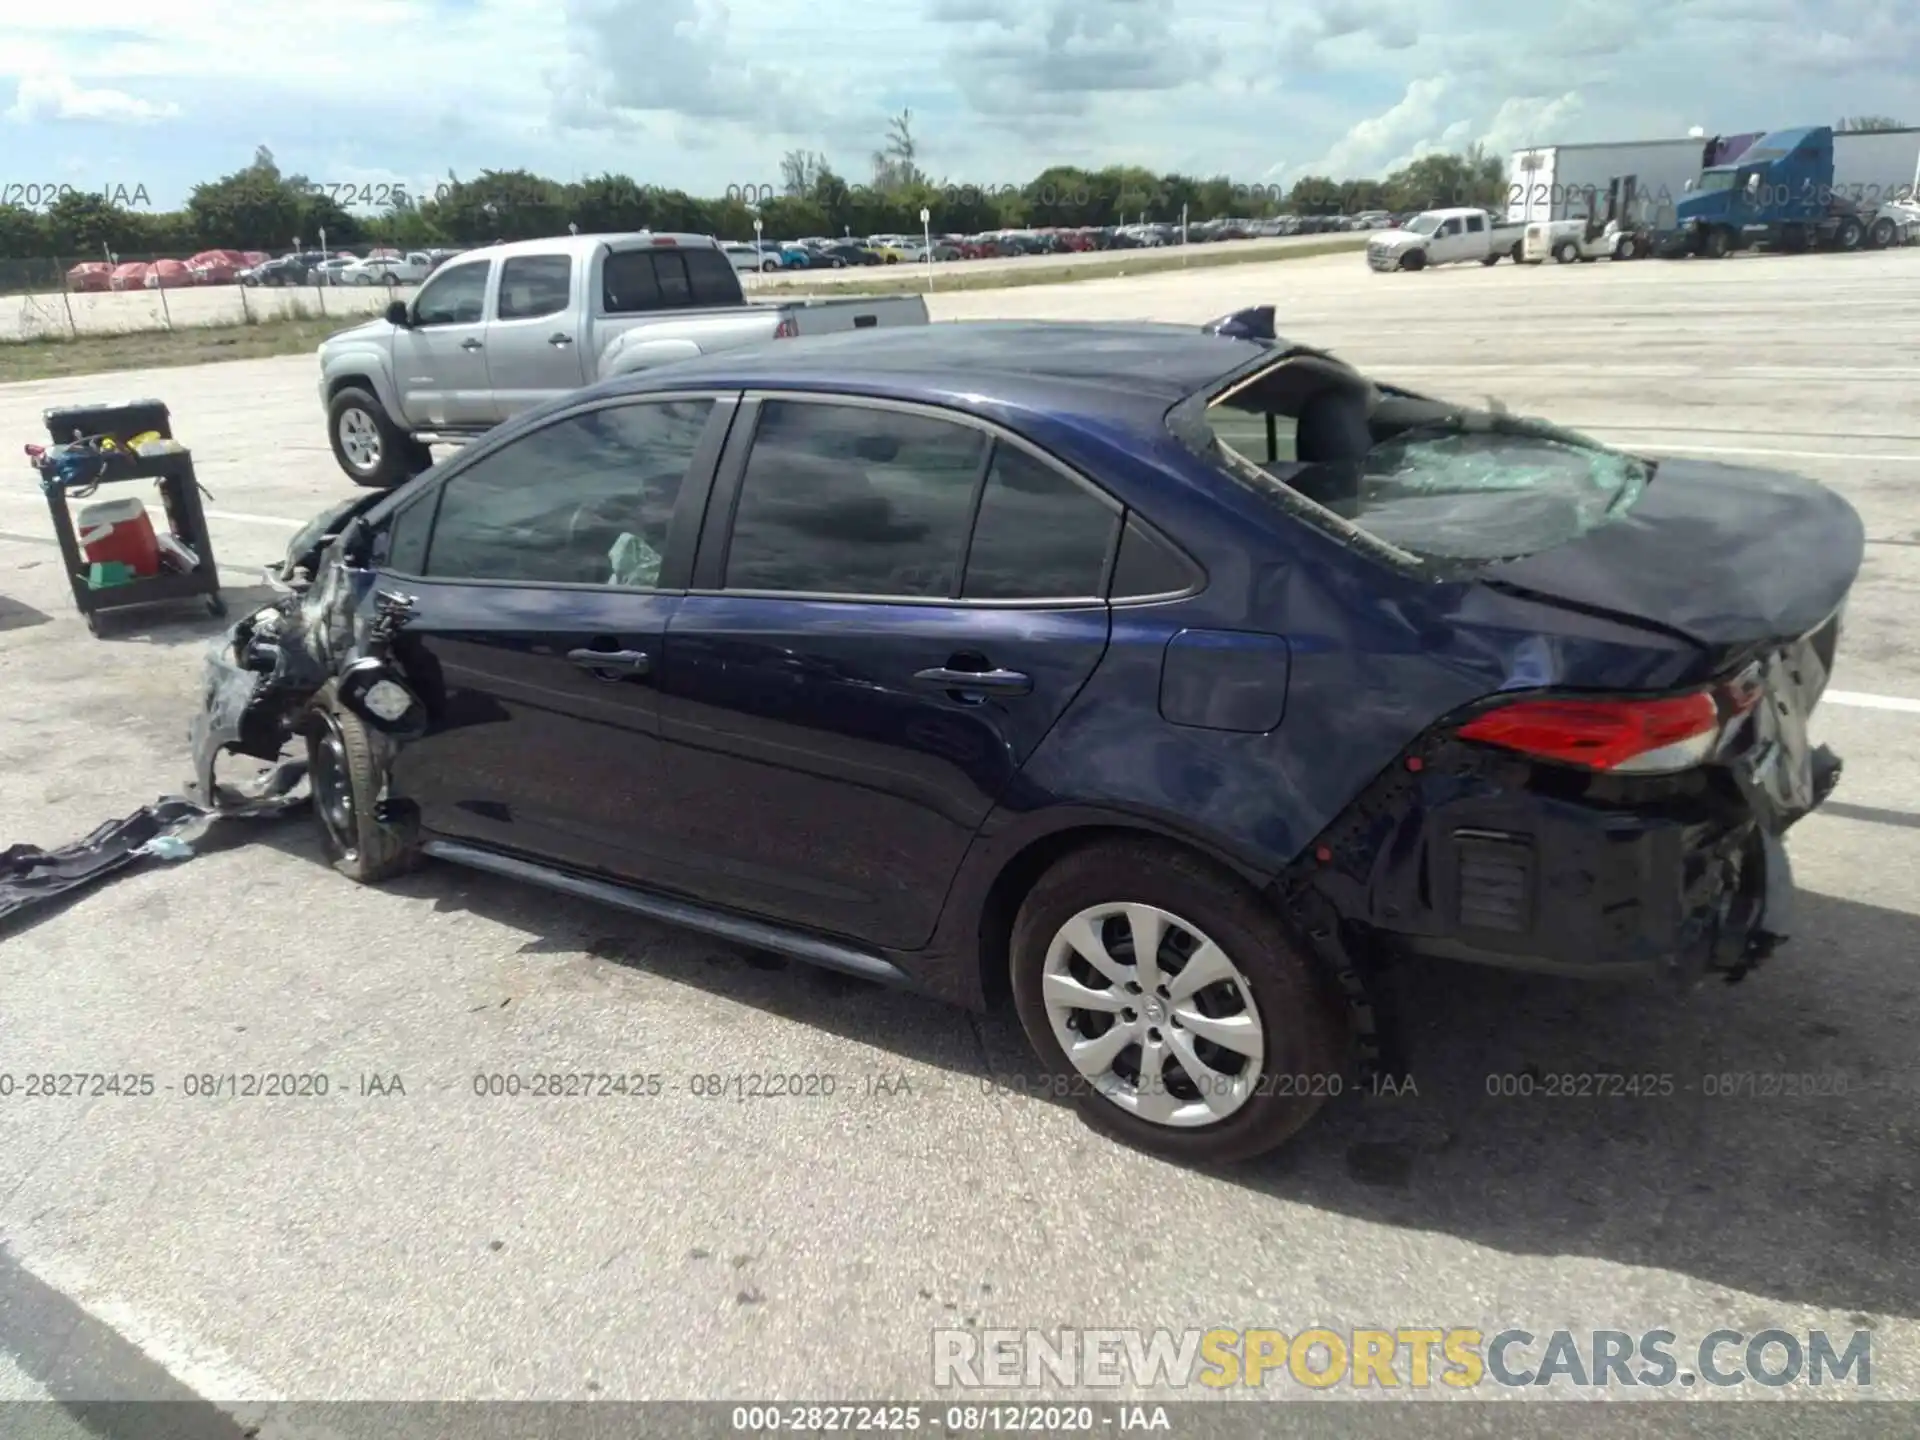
left=1, top=248, right=1917, bottom=1426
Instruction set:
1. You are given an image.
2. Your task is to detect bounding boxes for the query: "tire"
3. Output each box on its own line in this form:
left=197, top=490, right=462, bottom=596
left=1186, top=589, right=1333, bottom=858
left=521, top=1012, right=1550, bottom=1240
left=1703, top=226, right=1731, bottom=258
left=1553, top=240, right=1578, bottom=264
left=761, top=259, right=779, bottom=272
left=1480, top=253, right=1500, bottom=266
left=1510, top=241, right=1523, bottom=263
left=307, top=681, right=420, bottom=884
left=327, top=386, right=431, bottom=489
left=1008, top=839, right=1348, bottom=1164
left=1615, top=236, right=1640, bottom=260
left=1399, top=249, right=1426, bottom=271
left=1832, top=217, right=1863, bottom=252
left=1869, top=217, right=1895, bottom=250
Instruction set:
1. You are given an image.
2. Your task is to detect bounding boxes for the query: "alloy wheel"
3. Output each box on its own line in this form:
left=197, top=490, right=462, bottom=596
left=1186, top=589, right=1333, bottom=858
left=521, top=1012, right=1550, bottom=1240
left=1041, top=902, right=1266, bottom=1127
left=337, top=407, right=382, bottom=472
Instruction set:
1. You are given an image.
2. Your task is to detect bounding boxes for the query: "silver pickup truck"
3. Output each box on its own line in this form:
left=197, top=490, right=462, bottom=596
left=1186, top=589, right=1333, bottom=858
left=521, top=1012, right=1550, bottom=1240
left=318, top=231, right=929, bottom=486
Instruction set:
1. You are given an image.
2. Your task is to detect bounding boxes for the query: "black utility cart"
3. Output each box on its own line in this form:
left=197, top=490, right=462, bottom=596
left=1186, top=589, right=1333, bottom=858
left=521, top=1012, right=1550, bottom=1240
left=37, top=399, right=225, bottom=636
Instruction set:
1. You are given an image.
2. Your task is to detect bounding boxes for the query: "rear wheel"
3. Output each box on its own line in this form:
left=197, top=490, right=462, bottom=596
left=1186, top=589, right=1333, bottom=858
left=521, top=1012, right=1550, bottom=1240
left=1553, top=239, right=1579, bottom=264
left=1832, top=216, right=1864, bottom=251
left=1615, top=235, right=1640, bottom=260
left=1869, top=217, right=1895, bottom=249
left=1480, top=253, right=1500, bottom=266
left=308, top=682, right=420, bottom=884
left=1008, top=839, right=1348, bottom=1164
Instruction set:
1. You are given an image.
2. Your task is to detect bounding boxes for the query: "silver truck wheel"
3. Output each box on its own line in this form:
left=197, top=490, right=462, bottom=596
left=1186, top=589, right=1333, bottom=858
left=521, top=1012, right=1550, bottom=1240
left=338, top=406, right=381, bottom=473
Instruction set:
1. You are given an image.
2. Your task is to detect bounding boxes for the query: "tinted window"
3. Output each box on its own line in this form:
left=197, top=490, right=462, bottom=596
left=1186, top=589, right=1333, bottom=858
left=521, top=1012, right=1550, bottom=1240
left=424, top=400, right=713, bottom=585
left=686, top=246, right=744, bottom=302
left=413, top=259, right=488, bottom=325
left=1465, top=214, right=1485, bottom=232
left=601, top=251, right=662, bottom=311
left=1111, top=515, right=1198, bottom=599
left=385, top=492, right=436, bottom=574
left=497, top=255, right=571, bottom=320
left=962, top=446, right=1117, bottom=599
left=724, top=401, right=987, bottom=597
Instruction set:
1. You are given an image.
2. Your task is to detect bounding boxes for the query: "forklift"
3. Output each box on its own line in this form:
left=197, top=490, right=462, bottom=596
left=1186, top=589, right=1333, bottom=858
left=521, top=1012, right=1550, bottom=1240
left=1523, top=175, right=1652, bottom=263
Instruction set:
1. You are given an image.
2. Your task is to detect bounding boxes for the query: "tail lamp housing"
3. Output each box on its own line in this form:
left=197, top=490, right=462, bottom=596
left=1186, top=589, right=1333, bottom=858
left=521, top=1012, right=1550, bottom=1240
left=1456, top=669, right=1763, bottom=775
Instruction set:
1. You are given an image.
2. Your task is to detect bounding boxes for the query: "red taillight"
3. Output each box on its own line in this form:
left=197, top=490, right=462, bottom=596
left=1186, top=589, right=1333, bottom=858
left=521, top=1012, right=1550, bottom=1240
left=1456, top=690, right=1722, bottom=773
left=773, top=314, right=798, bottom=339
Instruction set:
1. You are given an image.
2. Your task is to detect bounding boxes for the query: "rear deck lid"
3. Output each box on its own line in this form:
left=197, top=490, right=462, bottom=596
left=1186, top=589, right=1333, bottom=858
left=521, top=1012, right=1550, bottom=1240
left=1482, top=454, right=1863, bottom=648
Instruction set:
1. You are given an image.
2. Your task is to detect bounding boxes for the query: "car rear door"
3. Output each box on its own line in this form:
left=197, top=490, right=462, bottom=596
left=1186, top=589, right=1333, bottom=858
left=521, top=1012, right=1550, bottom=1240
left=393, top=256, right=497, bottom=427
left=650, top=394, right=1119, bottom=951
left=483, top=251, right=589, bottom=417
left=376, top=392, right=734, bottom=880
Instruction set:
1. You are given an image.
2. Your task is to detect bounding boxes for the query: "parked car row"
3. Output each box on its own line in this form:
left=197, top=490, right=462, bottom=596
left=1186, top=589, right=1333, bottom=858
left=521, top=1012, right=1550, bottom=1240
left=719, top=214, right=1406, bottom=275
left=60, top=247, right=467, bottom=293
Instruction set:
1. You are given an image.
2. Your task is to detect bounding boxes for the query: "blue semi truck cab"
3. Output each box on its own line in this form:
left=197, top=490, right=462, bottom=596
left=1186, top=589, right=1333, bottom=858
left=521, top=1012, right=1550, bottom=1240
left=1658, top=125, right=1874, bottom=257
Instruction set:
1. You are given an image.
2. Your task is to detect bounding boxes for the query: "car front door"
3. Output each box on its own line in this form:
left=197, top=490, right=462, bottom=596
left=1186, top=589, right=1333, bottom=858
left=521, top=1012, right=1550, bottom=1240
left=650, top=395, right=1120, bottom=951
left=1433, top=216, right=1467, bottom=261
left=375, top=393, right=733, bottom=880
left=392, top=257, right=496, bottom=428
left=483, top=253, right=588, bottom=419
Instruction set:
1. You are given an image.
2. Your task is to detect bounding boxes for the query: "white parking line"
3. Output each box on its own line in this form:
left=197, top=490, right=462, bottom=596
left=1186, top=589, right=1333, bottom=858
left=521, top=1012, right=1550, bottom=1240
left=0, top=491, right=302, bottom=528
left=1824, top=690, right=1920, bottom=714
left=1635, top=443, right=1920, bottom=462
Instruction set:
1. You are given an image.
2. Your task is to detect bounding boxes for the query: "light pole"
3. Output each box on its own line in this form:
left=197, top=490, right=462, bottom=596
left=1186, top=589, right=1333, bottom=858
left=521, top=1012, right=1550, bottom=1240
left=920, top=206, right=933, bottom=292
left=753, top=216, right=764, bottom=273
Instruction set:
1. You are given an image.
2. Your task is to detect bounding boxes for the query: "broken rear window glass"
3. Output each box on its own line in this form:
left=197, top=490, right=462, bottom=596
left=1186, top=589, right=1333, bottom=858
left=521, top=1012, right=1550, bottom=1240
left=1350, top=429, right=1650, bottom=561
left=1198, top=391, right=1651, bottom=572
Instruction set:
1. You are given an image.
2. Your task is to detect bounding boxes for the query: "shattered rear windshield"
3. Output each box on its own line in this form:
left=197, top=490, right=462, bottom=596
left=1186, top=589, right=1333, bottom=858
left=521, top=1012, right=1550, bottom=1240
left=1196, top=394, right=1651, bottom=573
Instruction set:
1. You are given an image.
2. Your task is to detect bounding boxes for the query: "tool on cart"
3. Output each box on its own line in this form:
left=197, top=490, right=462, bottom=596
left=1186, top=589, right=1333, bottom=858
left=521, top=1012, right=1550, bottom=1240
left=26, top=398, right=226, bottom=636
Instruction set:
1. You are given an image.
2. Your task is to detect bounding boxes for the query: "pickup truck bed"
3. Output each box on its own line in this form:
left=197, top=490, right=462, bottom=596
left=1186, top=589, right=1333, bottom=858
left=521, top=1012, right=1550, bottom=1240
left=318, top=231, right=928, bottom=486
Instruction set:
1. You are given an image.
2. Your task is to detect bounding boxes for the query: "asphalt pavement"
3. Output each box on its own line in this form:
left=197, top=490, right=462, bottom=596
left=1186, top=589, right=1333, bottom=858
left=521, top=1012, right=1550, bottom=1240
left=0, top=247, right=1917, bottom=1434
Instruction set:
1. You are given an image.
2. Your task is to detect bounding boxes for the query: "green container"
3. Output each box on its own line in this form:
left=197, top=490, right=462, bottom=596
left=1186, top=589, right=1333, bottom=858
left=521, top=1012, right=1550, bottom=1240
left=87, top=561, right=136, bottom=589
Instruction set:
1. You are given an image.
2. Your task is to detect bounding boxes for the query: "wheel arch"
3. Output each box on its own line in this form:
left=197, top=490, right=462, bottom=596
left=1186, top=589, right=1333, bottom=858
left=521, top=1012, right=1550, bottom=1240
left=961, top=813, right=1276, bottom=1011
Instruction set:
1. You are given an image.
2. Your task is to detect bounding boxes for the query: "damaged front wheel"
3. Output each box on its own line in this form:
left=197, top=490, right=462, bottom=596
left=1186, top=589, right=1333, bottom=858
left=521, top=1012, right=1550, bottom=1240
left=308, top=682, right=420, bottom=883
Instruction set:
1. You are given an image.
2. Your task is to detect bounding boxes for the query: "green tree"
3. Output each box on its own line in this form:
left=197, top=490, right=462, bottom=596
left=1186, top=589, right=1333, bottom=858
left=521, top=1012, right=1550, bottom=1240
left=1288, top=175, right=1343, bottom=214
left=432, top=169, right=567, bottom=242
left=871, top=109, right=925, bottom=192
left=0, top=203, right=48, bottom=258
left=184, top=146, right=313, bottom=250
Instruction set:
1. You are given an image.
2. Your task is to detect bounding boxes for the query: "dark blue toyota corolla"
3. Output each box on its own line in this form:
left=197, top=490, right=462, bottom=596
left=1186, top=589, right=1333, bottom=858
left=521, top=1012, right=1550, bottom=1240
left=192, top=310, right=1860, bottom=1161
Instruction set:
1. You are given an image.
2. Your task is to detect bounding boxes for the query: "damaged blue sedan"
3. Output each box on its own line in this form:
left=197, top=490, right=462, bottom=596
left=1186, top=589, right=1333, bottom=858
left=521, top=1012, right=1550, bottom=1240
left=189, top=310, right=1859, bottom=1162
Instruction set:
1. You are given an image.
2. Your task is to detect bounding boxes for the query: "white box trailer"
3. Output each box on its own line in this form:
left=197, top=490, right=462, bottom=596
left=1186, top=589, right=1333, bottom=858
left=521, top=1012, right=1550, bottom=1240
left=1507, top=139, right=1713, bottom=229
left=1828, top=128, right=1920, bottom=203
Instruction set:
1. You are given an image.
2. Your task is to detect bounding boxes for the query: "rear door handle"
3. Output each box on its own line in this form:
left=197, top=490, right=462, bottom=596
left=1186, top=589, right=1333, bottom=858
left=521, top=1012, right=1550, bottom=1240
left=461, top=337, right=484, bottom=351
left=567, top=647, right=651, bottom=679
left=549, top=332, right=573, bottom=346
left=913, top=666, right=1031, bottom=695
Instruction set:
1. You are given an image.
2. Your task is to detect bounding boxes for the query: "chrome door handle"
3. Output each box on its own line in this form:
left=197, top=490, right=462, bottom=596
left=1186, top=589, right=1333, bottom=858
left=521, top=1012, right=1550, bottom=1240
left=567, top=648, right=651, bottom=679
left=549, top=332, right=573, bottom=346
left=461, top=337, right=483, bottom=351
left=913, top=666, right=1031, bottom=695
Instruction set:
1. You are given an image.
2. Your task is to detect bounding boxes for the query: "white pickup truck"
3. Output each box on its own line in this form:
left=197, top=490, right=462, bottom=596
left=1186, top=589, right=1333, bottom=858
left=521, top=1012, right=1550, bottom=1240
left=1365, top=207, right=1527, bottom=271
left=318, top=231, right=929, bottom=486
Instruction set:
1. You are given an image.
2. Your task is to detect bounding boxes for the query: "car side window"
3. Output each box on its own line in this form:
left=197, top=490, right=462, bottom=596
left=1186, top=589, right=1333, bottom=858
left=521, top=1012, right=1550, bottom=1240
left=1466, top=214, right=1485, bottom=232
left=962, top=444, right=1118, bottom=600
left=496, top=255, right=571, bottom=320
left=384, top=492, right=437, bottom=574
left=723, top=401, right=987, bottom=598
left=1442, top=218, right=1463, bottom=236
left=422, top=400, right=714, bottom=586
left=412, top=259, right=489, bottom=325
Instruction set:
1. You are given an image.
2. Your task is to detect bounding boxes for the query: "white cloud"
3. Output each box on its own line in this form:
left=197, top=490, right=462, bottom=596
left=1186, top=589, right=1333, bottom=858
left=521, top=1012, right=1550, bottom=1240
left=6, top=73, right=178, bottom=123
left=0, top=0, right=1917, bottom=205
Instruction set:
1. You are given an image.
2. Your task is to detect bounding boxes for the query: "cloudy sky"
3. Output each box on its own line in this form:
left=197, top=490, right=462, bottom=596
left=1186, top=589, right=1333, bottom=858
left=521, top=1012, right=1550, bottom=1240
left=3, top=0, right=1917, bottom=211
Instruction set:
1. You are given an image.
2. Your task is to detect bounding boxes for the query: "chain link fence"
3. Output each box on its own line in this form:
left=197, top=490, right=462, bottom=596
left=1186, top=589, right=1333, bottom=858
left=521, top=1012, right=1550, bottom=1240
left=0, top=254, right=417, bottom=342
